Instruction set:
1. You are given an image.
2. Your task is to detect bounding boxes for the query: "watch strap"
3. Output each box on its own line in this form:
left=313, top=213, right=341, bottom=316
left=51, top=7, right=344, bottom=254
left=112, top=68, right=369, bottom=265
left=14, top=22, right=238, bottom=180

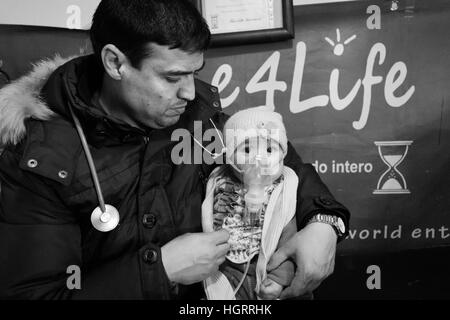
left=308, top=213, right=345, bottom=239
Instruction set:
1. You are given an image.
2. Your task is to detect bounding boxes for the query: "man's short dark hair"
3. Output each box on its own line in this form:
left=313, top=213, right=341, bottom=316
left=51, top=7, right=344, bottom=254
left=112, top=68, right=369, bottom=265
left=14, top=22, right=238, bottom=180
left=90, top=0, right=211, bottom=68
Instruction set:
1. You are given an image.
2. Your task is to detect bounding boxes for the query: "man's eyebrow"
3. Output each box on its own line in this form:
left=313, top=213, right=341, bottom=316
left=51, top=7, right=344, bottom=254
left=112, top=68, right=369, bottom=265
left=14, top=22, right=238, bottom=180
left=164, top=61, right=206, bottom=76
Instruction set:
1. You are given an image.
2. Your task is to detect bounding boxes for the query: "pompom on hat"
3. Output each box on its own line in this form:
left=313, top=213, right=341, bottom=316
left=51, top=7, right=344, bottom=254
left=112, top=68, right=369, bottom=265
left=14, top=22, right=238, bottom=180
left=223, top=106, right=288, bottom=162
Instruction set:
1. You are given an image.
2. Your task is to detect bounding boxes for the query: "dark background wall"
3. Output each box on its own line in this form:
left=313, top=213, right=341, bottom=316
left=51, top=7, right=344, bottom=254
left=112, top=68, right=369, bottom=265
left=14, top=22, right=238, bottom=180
left=1, top=0, right=449, bottom=299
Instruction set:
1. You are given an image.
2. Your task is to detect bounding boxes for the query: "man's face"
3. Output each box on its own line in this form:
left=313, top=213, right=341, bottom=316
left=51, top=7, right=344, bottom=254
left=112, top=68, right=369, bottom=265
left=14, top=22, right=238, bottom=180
left=119, top=43, right=204, bottom=129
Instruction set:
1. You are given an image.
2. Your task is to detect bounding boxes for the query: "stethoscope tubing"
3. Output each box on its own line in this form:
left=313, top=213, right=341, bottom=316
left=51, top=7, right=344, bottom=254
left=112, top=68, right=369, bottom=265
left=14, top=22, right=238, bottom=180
left=67, top=102, right=107, bottom=213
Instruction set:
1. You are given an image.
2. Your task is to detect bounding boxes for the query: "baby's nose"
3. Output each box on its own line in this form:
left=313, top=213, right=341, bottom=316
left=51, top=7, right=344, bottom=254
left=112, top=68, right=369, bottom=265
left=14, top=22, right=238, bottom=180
left=256, top=155, right=269, bottom=166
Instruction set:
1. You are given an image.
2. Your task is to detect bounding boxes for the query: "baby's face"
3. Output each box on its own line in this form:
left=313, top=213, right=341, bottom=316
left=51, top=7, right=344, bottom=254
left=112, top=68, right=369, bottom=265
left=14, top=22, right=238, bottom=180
left=233, top=136, right=283, bottom=179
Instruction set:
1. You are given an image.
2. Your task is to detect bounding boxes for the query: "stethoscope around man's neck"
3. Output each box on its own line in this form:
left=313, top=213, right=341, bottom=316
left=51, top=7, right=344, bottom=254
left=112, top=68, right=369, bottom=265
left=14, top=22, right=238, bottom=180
left=68, top=103, right=120, bottom=232
left=68, top=101, right=227, bottom=233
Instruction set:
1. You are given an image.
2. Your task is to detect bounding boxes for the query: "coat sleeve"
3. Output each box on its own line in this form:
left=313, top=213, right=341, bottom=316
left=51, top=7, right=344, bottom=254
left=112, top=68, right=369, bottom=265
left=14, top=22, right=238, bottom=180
left=284, top=141, right=351, bottom=240
left=0, top=148, right=173, bottom=300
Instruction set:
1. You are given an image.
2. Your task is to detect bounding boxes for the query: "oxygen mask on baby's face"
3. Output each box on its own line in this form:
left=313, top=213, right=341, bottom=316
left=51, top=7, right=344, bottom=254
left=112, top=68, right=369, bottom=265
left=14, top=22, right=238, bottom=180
left=231, top=135, right=284, bottom=215
left=234, top=137, right=283, bottom=182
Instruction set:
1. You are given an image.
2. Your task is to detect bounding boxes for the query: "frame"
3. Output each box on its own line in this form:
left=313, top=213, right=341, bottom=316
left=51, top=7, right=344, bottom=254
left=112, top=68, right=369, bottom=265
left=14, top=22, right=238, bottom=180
left=294, top=0, right=357, bottom=4
left=193, top=0, right=295, bottom=47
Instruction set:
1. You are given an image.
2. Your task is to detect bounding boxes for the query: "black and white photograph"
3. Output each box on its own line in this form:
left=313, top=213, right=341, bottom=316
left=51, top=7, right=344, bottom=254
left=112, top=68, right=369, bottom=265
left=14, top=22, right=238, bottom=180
left=0, top=0, right=449, bottom=313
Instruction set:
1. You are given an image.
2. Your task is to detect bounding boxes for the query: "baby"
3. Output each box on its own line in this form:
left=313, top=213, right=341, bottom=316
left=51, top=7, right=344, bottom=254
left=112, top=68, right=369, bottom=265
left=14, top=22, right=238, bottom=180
left=202, top=107, right=299, bottom=300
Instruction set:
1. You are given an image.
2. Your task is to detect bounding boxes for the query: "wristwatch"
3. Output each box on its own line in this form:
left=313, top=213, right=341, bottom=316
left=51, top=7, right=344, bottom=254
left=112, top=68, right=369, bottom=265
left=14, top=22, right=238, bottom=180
left=308, top=213, right=346, bottom=238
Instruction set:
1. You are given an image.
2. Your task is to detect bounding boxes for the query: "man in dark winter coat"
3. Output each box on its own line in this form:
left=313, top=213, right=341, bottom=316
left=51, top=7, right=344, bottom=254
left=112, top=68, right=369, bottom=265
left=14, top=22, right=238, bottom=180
left=0, top=0, right=350, bottom=299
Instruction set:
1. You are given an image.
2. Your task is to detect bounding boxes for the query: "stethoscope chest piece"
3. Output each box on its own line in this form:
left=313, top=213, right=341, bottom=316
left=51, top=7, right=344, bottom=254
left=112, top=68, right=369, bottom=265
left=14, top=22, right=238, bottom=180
left=91, top=205, right=120, bottom=232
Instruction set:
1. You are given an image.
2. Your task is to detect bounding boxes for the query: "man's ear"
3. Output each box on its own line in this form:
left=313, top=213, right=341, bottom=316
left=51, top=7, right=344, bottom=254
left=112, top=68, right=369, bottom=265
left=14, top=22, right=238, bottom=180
left=101, top=44, right=127, bottom=80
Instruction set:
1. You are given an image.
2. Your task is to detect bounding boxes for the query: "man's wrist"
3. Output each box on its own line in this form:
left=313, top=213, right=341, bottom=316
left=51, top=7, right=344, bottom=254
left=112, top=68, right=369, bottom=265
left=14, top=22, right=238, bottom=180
left=307, top=213, right=346, bottom=241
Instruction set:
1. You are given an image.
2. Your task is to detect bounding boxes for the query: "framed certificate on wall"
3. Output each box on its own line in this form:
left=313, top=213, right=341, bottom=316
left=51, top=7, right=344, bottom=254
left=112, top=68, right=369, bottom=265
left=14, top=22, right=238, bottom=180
left=192, top=0, right=295, bottom=47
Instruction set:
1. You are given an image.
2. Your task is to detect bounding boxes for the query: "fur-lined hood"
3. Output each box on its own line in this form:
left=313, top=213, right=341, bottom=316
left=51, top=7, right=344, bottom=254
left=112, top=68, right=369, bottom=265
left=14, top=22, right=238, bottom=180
left=0, top=55, right=74, bottom=145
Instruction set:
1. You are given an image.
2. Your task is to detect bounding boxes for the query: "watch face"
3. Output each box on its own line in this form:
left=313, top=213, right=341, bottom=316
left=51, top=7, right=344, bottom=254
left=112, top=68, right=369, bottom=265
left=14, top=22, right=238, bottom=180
left=337, top=218, right=346, bottom=233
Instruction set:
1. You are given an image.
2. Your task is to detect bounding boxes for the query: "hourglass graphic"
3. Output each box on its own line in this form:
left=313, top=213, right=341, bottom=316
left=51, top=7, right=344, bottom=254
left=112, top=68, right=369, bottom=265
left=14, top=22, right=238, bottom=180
left=373, top=141, right=413, bottom=194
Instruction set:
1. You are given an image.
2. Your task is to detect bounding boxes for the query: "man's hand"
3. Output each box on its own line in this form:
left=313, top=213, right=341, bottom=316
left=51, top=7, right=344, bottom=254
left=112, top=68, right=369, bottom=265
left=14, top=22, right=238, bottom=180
left=161, top=230, right=230, bottom=285
left=267, top=222, right=337, bottom=299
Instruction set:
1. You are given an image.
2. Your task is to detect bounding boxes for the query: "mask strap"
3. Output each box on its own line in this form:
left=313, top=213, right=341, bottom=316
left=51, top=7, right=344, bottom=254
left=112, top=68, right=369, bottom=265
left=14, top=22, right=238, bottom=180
left=190, top=118, right=227, bottom=159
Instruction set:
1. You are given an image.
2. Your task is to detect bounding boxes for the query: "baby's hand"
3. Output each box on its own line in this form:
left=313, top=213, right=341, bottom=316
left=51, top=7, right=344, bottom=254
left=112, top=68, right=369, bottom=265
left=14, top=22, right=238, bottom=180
left=258, top=278, right=283, bottom=300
